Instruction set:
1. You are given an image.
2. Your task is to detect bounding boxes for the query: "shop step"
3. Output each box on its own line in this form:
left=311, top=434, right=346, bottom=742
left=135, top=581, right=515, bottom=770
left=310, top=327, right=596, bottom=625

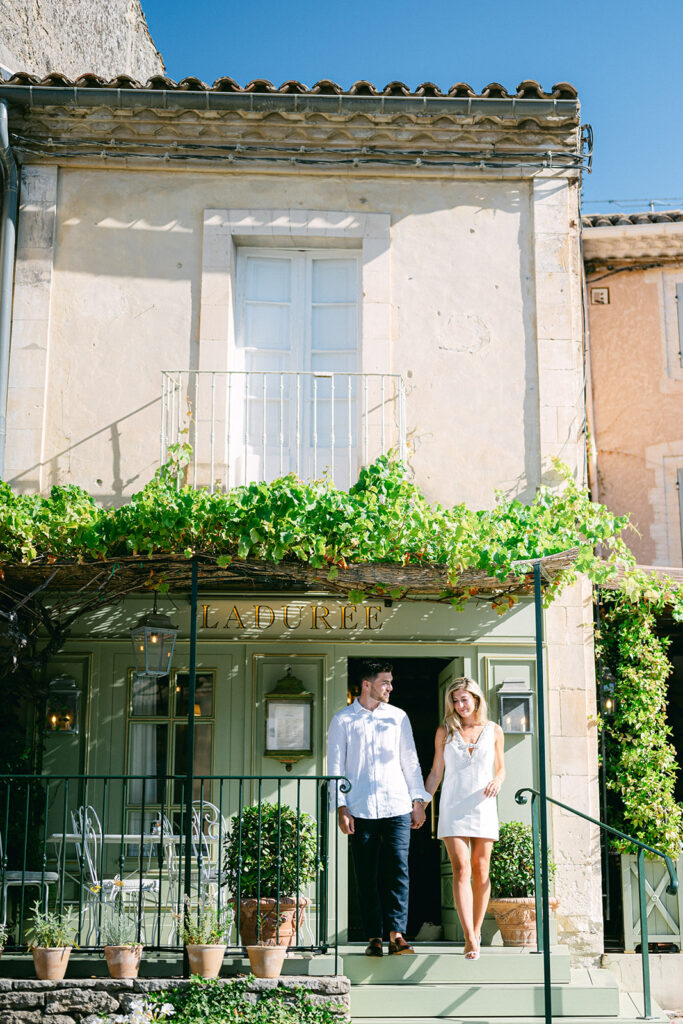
left=352, top=990, right=668, bottom=1023
left=350, top=968, right=622, bottom=1018
left=342, top=946, right=572, bottom=985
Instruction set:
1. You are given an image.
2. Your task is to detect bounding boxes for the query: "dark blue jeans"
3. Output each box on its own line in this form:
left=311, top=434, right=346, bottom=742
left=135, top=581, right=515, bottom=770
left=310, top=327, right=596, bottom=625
left=349, top=813, right=411, bottom=939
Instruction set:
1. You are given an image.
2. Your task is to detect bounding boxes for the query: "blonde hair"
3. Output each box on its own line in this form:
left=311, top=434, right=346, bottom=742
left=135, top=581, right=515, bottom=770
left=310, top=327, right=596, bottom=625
left=443, top=677, right=488, bottom=739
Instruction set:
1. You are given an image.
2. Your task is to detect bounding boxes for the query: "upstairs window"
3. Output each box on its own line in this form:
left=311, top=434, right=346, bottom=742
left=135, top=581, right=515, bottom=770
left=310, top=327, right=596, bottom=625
left=233, top=249, right=361, bottom=485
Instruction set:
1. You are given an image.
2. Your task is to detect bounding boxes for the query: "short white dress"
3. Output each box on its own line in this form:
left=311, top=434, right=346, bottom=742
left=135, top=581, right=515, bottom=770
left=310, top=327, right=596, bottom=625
left=437, top=721, right=499, bottom=840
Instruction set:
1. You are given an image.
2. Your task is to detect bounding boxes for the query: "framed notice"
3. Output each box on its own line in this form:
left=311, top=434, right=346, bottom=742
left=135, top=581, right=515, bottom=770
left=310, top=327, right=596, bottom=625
left=264, top=669, right=314, bottom=765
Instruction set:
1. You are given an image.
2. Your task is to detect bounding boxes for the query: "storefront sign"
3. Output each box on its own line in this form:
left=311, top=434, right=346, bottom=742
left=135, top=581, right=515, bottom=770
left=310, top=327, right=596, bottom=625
left=199, top=599, right=387, bottom=636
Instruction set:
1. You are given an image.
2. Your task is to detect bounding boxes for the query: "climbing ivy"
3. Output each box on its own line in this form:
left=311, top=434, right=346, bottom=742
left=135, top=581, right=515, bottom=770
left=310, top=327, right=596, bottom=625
left=1, top=450, right=682, bottom=854
left=0, top=449, right=633, bottom=609
left=596, top=571, right=683, bottom=859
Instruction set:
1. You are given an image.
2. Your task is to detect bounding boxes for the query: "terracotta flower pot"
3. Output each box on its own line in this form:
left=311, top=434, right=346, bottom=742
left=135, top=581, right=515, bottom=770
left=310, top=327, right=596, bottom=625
left=237, top=897, right=309, bottom=947
left=32, top=946, right=72, bottom=980
left=185, top=943, right=226, bottom=978
left=104, top=944, right=142, bottom=979
left=487, top=896, right=560, bottom=947
left=247, top=944, right=287, bottom=979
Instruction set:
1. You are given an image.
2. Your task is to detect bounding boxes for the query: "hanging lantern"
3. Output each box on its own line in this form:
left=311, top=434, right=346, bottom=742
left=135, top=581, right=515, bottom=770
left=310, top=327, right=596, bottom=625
left=130, top=593, right=178, bottom=677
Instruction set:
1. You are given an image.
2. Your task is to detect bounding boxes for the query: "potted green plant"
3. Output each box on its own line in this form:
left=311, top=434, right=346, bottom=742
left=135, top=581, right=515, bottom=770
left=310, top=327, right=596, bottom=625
left=26, top=902, right=76, bottom=980
left=100, top=906, right=143, bottom=979
left=180, top=895, right=231, bottom=978
left=487, top=821, right=558, bottom=946
left=224, top=802, right=317, bottom=951
left=0, top=923, right=8, bottom=959
left=245, top=909, right=289, bottom=979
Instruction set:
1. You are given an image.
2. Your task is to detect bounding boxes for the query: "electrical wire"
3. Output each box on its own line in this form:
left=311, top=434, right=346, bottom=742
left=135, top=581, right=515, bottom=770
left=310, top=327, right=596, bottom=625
left=10, top=132, right=590, bottom=171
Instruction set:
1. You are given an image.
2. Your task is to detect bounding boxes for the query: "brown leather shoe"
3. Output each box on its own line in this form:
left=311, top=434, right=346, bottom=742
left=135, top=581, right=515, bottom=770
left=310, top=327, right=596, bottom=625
left=388, top=936, right=415, bottom=955
left=365, top=938, right=383, bottom=957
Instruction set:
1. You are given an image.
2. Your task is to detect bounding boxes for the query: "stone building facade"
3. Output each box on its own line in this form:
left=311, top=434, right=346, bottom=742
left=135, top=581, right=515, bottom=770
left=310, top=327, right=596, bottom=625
left=583, top=211, right=683, bottom=568
left=0, top=75, right=603, bottom=956
left=0, top=0, right=163, bottom=80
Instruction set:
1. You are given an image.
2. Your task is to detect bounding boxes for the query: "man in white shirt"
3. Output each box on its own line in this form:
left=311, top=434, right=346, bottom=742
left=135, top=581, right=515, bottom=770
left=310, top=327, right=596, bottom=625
left=327, top=660, right=429, bottom=956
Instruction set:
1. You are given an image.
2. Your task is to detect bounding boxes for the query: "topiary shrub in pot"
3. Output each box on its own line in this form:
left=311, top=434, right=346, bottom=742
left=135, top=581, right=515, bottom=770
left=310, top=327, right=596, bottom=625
left=224, top=802, right=317, bottom=949
left=487, top=821, right=558, bottom=946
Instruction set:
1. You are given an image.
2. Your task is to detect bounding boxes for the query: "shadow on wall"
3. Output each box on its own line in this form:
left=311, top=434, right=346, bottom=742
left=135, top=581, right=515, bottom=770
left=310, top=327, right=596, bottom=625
left=8, top=395, right=160, bottom=505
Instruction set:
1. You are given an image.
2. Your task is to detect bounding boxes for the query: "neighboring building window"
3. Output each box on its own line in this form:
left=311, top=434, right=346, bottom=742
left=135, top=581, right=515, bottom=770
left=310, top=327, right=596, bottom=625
left=233, top=248, right=360, bottom=484
left=677, top=283, right=683, bottom=369
left=679, top=467, right=683, bottom=561
left=126, top=670, right=215, bottom=837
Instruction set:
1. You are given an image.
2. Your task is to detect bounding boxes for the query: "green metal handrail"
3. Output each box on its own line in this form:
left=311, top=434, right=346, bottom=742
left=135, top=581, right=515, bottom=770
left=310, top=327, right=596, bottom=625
left=515, top=786, right=679, bottom=1022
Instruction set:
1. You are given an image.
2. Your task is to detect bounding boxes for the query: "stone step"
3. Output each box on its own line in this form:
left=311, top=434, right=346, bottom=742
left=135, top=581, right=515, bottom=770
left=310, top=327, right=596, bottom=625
left=349, top=968, right=622, bottom=1019
left=342, top=947, right=572, bottom=985
left=352, top=990, right=667, bottom=1023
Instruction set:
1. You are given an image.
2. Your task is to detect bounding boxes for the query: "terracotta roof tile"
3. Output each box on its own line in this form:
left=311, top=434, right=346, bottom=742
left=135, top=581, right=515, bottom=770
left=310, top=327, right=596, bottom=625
left=348, top=80, right=379, bottom=95
left=147, top=74, right=177, bottom=90
left=415, top=82, right=443, bottom=97
left=550, top=82, right=578, bottom=99
left=480, top=82, right=509, bottom=98
left=244, top=78, right=277, bottom=93
left=448, top=82, right=477, bottom=97
left=278, top=80, right=309, bottom=94
left=516, top=80, right=545, bottom=98
left=383, top=81, right=411, bottom=96
left=41, top=72, right=73, bottom=86
left=311, top=79, right=343, bottom=95
left=3, top=72, right=578, bottom=101
left=177, top=76, right=208, bottom=91
left=74, top=73, right=107, bottom=88
left=582, top=210, right=683, bottom=227
left=105, top=74, right=140, bottom=89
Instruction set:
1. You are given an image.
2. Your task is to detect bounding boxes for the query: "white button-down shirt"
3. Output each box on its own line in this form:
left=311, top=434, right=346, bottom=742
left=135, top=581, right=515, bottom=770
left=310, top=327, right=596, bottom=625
left=327, top=699, right=430, bottom=819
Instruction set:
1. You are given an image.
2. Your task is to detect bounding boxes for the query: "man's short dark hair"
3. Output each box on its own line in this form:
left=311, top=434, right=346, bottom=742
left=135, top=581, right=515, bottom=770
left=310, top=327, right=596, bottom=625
left=359, top=660, right=393, bottom=683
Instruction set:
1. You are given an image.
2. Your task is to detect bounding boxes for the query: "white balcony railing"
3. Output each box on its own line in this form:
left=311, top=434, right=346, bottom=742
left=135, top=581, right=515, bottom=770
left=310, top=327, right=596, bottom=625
left=160, top=370, right=406, bottom=492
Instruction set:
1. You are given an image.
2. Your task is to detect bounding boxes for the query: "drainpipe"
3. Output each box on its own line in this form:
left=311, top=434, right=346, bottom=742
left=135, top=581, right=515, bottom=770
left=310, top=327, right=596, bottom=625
left=0, top=98, right=18, bottom=480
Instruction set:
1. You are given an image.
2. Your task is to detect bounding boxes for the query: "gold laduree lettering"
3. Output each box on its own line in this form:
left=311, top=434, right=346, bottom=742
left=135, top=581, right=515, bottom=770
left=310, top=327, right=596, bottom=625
left=312, top=606, right=332, bottom=630
left=283, top=605, right=304, bottom=630
left=341, top=605, right=357, bottom=629
left=201, top=604, right=219, bottom=629
left=365, top=605, right=382, bottom=629
left=255, top=605, right=275, bottom=629
left=225, top=605, right=245, bottom=629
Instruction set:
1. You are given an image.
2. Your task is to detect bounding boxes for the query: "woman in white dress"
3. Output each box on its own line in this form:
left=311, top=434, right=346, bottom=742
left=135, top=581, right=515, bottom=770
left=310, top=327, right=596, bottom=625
left=425, top=677, right=505, bottom=960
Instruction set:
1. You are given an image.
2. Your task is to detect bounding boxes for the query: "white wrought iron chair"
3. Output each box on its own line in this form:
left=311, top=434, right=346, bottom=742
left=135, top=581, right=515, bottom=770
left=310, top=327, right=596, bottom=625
left=72, top=805, right=159, bottom=944
left=191, top=800, right=229, bottom=894
left=0, top=830, right=59, bottom=928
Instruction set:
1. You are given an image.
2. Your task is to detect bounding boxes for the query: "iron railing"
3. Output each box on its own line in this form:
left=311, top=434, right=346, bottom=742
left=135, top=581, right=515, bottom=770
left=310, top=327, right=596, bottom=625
left=160, top=369, right=407, bottom=491
left=0, top=773, right=348, bottom=973
left=516, top=786, right=679, bottom=1022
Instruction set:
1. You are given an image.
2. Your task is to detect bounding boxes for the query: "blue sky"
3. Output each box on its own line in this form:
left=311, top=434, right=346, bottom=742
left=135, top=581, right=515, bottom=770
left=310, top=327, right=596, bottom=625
left=141, top=0, right=682, bottom=213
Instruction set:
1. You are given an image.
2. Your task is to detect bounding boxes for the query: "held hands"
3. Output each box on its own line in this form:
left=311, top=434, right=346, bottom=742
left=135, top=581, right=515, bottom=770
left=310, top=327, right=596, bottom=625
left=410, top=801, right=426, bottom=829
left=337, top=807, right=355, bottom=835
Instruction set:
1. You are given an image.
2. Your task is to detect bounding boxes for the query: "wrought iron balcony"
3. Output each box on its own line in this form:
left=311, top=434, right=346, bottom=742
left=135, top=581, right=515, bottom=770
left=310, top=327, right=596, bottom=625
left=160, top=370, right=406, bottom=491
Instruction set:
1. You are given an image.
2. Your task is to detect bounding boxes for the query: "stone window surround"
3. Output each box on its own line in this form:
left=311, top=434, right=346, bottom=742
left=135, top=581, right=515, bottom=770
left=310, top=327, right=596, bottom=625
left=645, top=440, right=683, bottom=566
left=198, top=208, right=392, bottom=377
